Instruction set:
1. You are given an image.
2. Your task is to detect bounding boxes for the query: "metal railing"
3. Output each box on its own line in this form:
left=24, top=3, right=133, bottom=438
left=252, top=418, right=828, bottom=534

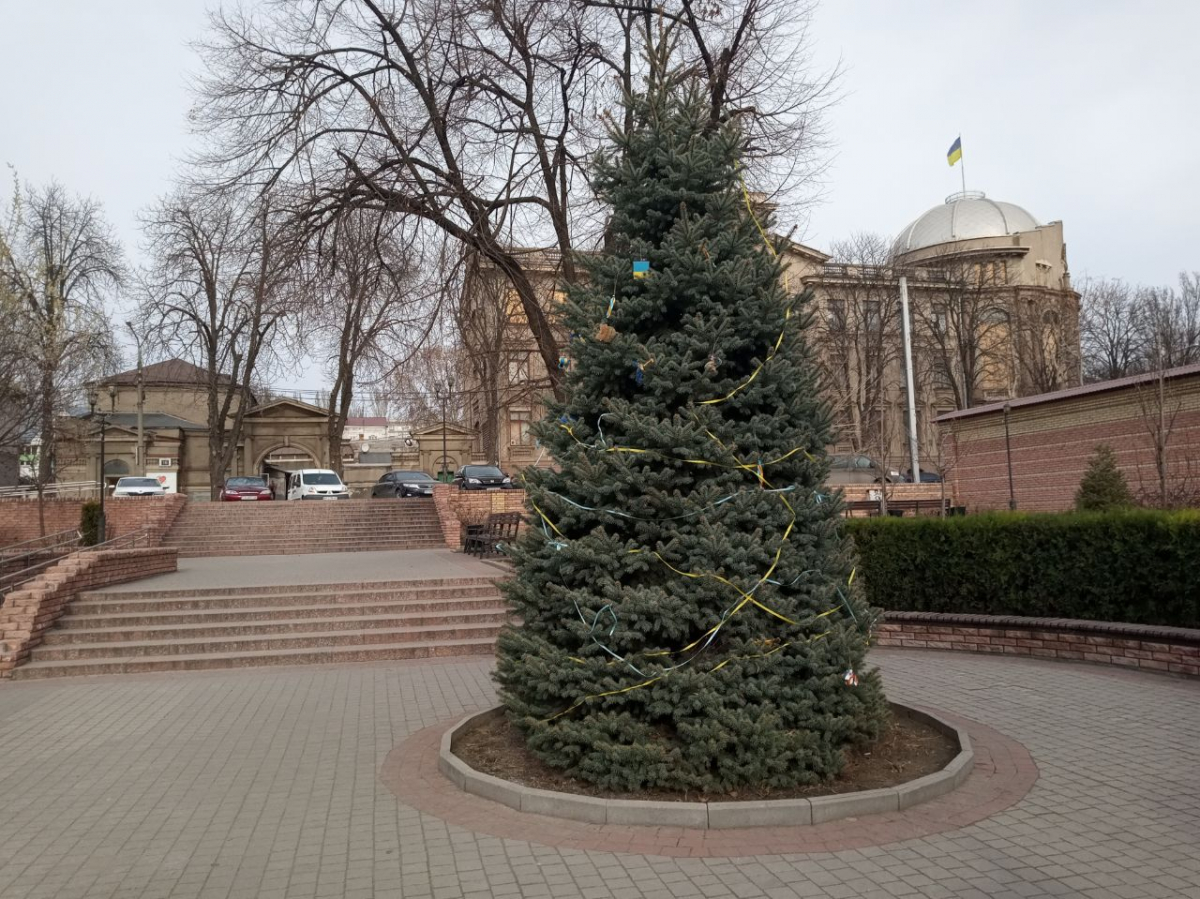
left=0, top=526, right=152, bottom=607
left=0, top=528, right=81, bottom=560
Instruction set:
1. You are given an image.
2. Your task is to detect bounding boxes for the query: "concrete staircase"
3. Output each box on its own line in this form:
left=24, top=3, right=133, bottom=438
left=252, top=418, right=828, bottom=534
left=161, top=498, right=444, bottom=557
left=12, top=577, right=507, bottom=679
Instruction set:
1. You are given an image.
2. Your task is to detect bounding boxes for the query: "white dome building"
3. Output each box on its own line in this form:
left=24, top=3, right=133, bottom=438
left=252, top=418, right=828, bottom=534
left=893, top=191, right=1040, bottom=257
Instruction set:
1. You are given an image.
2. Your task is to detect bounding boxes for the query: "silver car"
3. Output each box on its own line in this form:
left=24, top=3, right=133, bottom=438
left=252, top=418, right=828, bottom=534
left=111, top=476, right=167, bottom=497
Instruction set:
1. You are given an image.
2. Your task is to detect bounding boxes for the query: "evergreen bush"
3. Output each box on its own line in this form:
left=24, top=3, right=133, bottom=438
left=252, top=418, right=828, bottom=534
left=848, top=511, right=1200, bottom=628
left=494, top=87, right=886, bottom=793
left=1075, top=444, right=1134, bottom=511
left=79, top=500, right=101, bottom=546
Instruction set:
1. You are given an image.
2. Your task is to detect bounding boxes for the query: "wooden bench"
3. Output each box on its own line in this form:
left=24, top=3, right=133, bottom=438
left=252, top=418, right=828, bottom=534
left=844, top=498, right=953, bottom=518
left=463, top=512, right=522, bottom=557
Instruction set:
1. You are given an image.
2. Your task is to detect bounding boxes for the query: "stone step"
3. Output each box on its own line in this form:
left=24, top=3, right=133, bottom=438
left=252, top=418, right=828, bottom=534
left=167, top=509, right=441, bottom=517
left=10, top=637, right=497, bottom=679
left=169, top=537, right=446, bottom=542
left=171, top=542, right=447, bottom=558
left=70, top=585, right=501, bottom=615
left=43, top=608, right=511, bottom=643
left=30, top=622, right=507, bottom=660
left=80, top=577, right=498, bottom=600
left=57, top=596, right=507, bottom=629
left=162, top=533, right=443, bottom=544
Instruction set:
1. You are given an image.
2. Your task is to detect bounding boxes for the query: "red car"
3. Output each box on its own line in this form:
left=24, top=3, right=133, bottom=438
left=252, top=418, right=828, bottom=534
left=219, top=476, right=275, bottom=501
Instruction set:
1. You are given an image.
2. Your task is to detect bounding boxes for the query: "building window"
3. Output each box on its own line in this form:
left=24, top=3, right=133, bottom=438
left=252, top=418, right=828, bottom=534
left=507, top=352, right=530, bottom=384
left=504, top=290, right=527, bottom=324
left=866, top=299, right=881, bottom=333
left=509, top=409, right=533, bottom=446
left=933, top=305, right=948, bottom=335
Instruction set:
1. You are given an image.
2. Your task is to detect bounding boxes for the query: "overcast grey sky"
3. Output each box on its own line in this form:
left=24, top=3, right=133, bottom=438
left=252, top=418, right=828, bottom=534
left=1, top=0, right=1197, bottom=316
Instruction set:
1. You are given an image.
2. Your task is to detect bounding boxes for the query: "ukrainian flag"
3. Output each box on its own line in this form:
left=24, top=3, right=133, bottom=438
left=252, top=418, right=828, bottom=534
left=947, top=136, right=962, bottom=167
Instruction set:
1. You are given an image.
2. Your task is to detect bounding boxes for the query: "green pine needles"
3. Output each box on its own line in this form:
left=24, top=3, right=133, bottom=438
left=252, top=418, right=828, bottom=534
left=495, top=87, right=887, bottom=793
left=1075, top=444, right=1134, bottom=512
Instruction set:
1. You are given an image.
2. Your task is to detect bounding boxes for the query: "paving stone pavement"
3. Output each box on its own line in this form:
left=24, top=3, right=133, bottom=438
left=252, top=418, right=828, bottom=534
left=0, top=650, right=1196, bottom=899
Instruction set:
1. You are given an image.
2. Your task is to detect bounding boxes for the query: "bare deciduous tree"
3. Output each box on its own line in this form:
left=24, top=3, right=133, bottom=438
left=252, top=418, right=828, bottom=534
left=0, top=178, right=123, bottom=524
left=308, top=212, right=442, bottom=474
left=814, top=233, right=901, bottom=478
left=190, top=0, right=836, bottom=401
left=1078, top=272, right=1200, bottom=383
left=139, top=188, right=297, bottom=498
left=909, top=255, right=1013, bottom=410
left=1078, top=276, right=1145, bottom=382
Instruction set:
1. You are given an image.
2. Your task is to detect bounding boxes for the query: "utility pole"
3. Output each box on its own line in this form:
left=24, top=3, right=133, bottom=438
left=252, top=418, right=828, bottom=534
left=88, top=385, right=117, bottom=542
left=435, top=375, right=456, bottom=482
left=899, top=275, right=921, bottom=482
left=126, top=322, right=145, bottom=474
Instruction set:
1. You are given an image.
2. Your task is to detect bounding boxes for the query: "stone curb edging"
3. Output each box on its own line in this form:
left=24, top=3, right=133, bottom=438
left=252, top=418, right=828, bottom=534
left=878, top=612, right=1200, bottom=678
left=437, top=702, right=972, bottom=829
left=881, top=610, right=1200, bottom=646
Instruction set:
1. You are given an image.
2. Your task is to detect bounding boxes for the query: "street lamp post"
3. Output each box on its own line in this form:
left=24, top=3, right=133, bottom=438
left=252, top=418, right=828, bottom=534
left=87, top=385, right=117, bottom=542
left=1002, top=402, right=1017, bottom=511
left=125, top=321, right=145, bottom=474
left=435, top=376, right=455, bottom=482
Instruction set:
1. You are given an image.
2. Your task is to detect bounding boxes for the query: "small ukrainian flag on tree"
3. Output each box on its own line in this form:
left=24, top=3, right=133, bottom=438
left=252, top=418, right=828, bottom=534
left=947, top=136, right=963, bottom=167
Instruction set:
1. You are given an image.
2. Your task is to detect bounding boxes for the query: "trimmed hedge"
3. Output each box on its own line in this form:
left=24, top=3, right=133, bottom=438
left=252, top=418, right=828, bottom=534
left=846, top=511, right=1200, bottom=629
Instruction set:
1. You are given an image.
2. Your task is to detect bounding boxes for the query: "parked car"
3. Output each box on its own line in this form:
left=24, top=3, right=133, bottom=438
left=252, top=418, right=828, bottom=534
left=826, top=454, right=905, bottom=486
left=286, top=469, right=351, bottom=500
left=371, top=470, right=437, bottom=498
left=220, top=476, right=274, bottom=501
left=452, top=464, right=515, bottom=490
left=112, top=477, right=167, bottom=497
left=904, top=469, right=943, bottom=483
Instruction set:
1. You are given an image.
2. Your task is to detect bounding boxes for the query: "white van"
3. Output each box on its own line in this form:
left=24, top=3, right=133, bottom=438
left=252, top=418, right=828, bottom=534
left=286, top=469, right=351, bottom=501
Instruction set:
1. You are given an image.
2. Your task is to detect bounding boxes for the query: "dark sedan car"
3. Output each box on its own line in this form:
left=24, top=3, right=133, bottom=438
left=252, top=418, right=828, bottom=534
left=371, top=470, right=437, bottom=498
left=904, top=469, right=944, bottom=483
left=452, top=465, right=515, bottom=490
left=219, top=476, right=274, bottom=501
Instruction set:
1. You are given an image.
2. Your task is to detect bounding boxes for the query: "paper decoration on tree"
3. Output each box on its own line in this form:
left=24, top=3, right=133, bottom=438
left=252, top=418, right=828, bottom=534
left=632, top=260, right=650, bottom=279
left=705, top=354, right=718, bottom=374
left=558, top=355, right=570, bottom=370
left=596, top=323, right=617, bottom=343
left=843, top=668, right=859, bottom=687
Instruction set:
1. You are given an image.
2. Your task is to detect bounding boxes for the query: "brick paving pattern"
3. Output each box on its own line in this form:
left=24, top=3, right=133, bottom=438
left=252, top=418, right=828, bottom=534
left=0, top=650, right=1197, bottom=899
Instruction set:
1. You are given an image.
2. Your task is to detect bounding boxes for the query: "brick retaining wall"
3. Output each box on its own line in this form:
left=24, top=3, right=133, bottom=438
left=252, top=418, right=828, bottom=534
left=0, top=494, right=187, bottom=547
left=878, top=611, right=1200, bottom=678
left=939, top=371, right=1200, bottom=512
left=432, top=485, right=527, bottom=549
left=0, top=547, right=178, bottom=675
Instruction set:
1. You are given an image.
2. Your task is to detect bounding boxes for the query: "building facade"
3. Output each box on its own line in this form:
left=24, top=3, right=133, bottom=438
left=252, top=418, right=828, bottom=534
left=61, top=359, right=333, bottom=499
left=462, top=190, right=1081, bottom=476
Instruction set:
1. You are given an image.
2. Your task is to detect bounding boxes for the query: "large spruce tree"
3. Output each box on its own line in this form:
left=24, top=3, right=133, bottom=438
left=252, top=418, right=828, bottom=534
left=495, top=86, right=887, bottom=793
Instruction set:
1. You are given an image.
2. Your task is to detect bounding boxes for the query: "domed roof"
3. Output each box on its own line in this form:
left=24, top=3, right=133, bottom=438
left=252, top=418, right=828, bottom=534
left=893, top=191, right=1039, bottom=256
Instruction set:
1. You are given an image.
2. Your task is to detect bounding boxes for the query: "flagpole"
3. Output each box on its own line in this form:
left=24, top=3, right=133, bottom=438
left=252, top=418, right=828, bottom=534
left=959, top=134, right=966, bottom=194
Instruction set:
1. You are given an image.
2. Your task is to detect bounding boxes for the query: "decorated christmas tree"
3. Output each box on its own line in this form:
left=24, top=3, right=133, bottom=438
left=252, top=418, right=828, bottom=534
left=495, top=85, right=887, bottom=793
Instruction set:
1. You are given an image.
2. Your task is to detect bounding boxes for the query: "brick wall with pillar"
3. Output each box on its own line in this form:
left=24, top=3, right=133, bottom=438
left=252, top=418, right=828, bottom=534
left=432, top=485, right=527, bottom=549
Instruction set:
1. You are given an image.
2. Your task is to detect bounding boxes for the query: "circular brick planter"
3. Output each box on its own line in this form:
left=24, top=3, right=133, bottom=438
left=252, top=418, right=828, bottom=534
left=438, top=702, right=973, bottom=829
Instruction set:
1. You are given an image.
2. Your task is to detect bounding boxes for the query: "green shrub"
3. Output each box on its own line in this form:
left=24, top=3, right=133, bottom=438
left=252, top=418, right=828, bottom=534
left=846, top=510, right=1200, bottom=629
left=1075, top=444, right=1133, bottom=511
left=79, top=501, right=102, bottom=546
